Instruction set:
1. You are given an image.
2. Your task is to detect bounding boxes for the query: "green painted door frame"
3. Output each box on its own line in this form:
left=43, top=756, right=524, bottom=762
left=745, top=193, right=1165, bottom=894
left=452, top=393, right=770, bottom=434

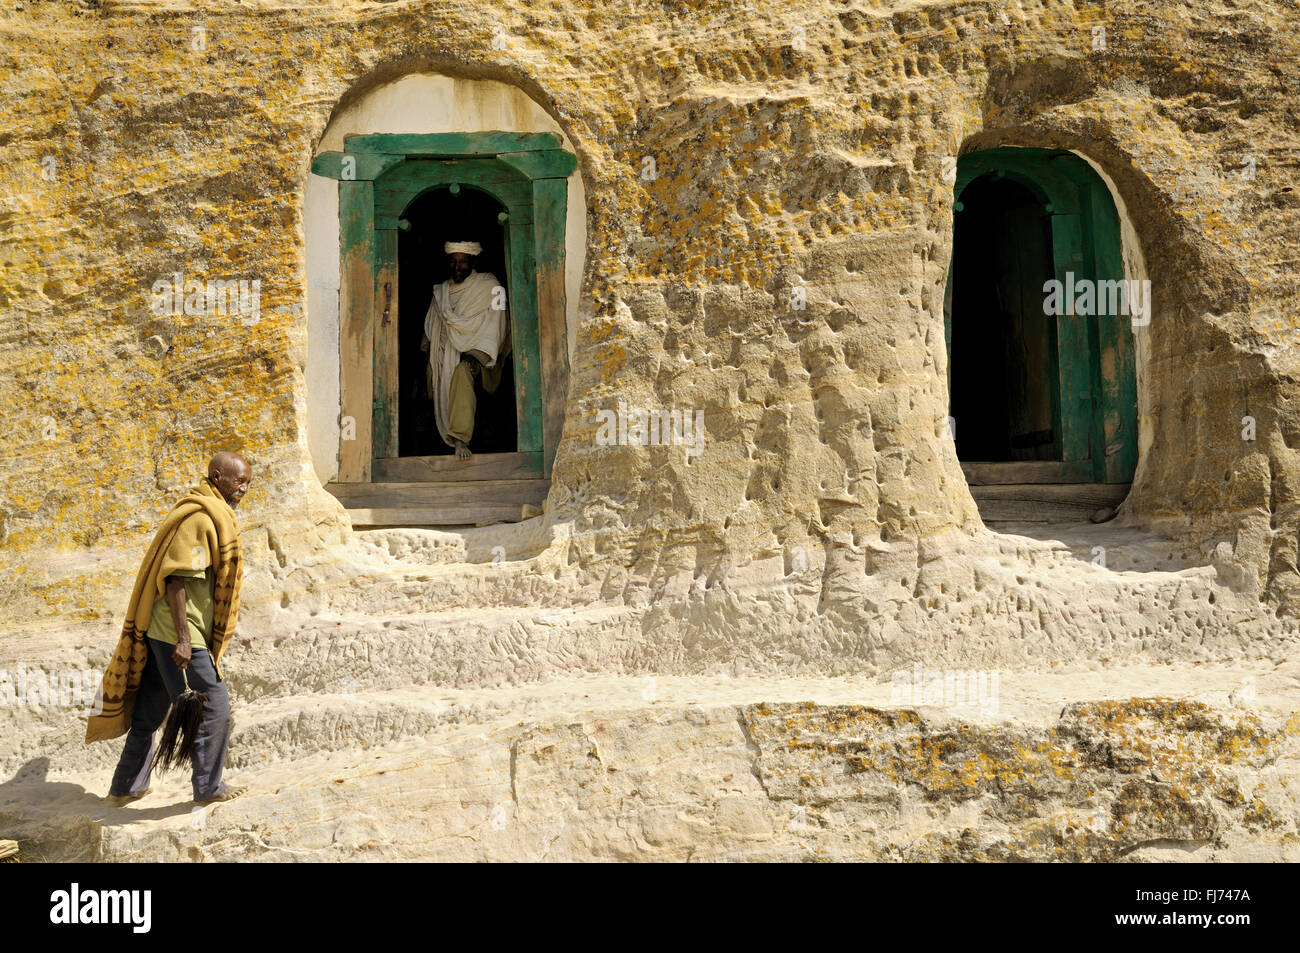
left=312, top=132, right=576, bottom=482
left=943, top=147, right=1138, bottom=484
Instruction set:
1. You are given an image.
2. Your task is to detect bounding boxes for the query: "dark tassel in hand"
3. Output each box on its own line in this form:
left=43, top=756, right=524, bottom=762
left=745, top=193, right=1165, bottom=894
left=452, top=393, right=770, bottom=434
left=151, top=668, right=207, bottom=776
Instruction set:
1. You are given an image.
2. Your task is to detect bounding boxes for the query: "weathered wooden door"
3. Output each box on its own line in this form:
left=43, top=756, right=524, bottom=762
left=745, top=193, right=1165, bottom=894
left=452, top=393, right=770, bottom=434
left=945, top=147, right=1138, bottom=486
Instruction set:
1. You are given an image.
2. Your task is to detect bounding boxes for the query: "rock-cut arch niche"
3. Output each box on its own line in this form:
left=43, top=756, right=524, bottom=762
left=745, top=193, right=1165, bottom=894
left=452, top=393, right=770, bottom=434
left=307, top=84, right=583, bottom=528
left=944, top=147, right=1139, bottom=524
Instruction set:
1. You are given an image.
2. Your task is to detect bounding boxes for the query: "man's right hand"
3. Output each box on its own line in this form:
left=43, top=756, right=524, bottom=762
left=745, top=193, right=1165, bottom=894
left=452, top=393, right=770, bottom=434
left=164, top=574, right=192, bottom=671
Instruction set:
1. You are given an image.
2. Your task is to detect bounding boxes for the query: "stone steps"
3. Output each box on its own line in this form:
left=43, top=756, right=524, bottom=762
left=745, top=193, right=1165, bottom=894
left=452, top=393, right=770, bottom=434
left=285, top=555, right=576, bottom=619
left=229, top=602, right=643, bottom=701
left=0, top=603, right=642, bottom=780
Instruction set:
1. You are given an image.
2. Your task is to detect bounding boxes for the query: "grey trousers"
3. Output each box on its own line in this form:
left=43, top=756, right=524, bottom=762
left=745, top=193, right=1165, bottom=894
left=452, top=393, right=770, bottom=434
left=108, top=636, right=232, bottom=801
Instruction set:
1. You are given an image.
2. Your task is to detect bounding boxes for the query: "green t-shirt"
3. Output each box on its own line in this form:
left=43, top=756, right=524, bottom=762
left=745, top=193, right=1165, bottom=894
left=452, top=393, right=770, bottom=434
left=147, top=567, right=214, bottom=650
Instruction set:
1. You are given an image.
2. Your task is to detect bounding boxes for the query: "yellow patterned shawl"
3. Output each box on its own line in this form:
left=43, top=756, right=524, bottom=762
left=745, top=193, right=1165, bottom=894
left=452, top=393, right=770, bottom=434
left=85, top=478, right=243, bottom=743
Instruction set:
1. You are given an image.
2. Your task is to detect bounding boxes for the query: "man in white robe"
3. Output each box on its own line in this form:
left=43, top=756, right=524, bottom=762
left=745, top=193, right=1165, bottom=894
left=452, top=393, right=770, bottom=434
left=420, top=241, right=511, bottom=459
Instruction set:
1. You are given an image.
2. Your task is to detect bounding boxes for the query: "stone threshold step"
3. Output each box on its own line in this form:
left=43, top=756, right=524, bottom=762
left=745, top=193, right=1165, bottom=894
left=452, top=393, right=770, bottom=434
left=325, top=479, right=549, bottom=527
left=971, top=482, right=1130, bottom=522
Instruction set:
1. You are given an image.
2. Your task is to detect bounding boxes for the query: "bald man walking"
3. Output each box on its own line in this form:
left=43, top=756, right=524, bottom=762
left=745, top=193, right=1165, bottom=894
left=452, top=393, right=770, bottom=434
left=89, top=452, right=252, bottom=806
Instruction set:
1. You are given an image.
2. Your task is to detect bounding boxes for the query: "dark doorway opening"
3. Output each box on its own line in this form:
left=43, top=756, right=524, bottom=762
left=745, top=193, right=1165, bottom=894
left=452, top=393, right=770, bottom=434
left=948, top=174, right=1060, bottom=462
left=397, top=185, right=517, bottom=457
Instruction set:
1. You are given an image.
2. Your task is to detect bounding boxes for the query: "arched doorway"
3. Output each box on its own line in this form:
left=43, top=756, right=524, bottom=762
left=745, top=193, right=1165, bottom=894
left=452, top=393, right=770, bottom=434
left=310, top=130, right=577, bottom=525
left=945, top=147, right=1139, bottom=522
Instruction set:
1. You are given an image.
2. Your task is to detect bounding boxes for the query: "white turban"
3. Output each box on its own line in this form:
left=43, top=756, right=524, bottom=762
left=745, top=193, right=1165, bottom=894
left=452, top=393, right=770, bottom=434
left=444, top=241, right=482, bottom=256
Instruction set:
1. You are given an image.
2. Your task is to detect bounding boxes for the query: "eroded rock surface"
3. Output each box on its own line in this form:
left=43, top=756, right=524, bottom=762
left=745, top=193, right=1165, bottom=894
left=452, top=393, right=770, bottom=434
left=2, top=665, right=1297, bottom=861
left=3, top=1, right=1300, bottom=861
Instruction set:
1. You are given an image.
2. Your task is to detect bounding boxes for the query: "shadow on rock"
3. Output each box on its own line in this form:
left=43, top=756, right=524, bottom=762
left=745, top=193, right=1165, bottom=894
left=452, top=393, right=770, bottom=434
left=0, top=756, right=199, bottom=860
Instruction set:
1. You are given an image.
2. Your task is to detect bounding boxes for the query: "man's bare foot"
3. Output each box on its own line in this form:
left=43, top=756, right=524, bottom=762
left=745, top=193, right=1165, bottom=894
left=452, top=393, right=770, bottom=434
left=195, top=783, right=246, bottom=805
left=107, top=788, right=151, bottom=805
left=454, top=439, right=472, bottom=460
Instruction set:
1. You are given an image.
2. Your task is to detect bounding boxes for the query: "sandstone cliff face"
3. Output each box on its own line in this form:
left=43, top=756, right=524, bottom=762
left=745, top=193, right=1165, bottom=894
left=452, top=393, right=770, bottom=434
left=0, top=0, right=1297, bottom=632
left=1, top=0, right=1299, bottom=860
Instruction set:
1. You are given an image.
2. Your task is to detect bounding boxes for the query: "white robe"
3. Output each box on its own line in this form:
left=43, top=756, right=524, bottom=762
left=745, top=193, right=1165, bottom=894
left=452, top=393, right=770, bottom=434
left=423, top=270, right=509, bottom=446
